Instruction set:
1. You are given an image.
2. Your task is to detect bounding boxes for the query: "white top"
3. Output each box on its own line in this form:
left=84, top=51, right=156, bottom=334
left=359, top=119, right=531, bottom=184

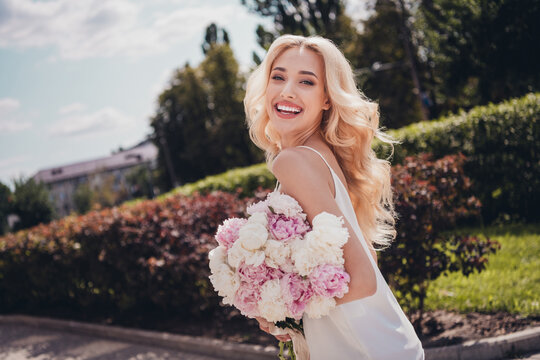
left=276, top=145, right=425, bottom=360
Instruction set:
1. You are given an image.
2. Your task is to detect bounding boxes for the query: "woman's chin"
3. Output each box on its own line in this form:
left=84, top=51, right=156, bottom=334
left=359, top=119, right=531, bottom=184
left=271, top=122, right=297, bottom=137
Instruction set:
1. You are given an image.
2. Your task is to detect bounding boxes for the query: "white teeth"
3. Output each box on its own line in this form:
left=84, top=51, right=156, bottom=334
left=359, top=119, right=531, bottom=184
left=277, top=104, right=302, bottom=113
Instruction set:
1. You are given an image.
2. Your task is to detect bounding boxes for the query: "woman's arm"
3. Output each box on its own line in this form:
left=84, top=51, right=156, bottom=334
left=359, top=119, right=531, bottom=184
left=272, top=148, right=377, bottom=304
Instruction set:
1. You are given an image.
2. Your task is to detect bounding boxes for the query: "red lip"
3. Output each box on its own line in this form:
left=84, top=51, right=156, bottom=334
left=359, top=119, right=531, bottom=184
left=274, top=100, right=302, bottom=109
left=273, top=100, right=303, bottom=119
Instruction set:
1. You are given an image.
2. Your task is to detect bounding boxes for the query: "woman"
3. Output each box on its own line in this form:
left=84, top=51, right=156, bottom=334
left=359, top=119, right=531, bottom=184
left=243, top=34, right=424, bottom=359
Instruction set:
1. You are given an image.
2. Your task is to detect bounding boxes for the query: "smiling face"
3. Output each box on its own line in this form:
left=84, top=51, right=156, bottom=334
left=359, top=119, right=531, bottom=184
left=265, top=46, right=330, bottom=147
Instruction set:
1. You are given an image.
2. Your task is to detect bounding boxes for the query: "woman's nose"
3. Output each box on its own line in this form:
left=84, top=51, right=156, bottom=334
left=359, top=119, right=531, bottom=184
left=280, top=80, right=296, bottom=99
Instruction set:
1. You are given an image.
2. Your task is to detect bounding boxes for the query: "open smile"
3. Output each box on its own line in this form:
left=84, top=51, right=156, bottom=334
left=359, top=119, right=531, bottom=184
left=274, top=101, right=303, bottom=119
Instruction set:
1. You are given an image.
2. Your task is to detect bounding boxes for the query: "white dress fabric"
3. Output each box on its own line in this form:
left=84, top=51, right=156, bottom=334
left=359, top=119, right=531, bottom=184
left=276, top=145, right=425, bottom=360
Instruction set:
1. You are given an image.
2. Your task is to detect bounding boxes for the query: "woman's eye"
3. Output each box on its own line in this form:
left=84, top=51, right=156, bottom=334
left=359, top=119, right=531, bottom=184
left=272, top=75, right=284, bottom=81
left=301, top=80, right=314, bottom=86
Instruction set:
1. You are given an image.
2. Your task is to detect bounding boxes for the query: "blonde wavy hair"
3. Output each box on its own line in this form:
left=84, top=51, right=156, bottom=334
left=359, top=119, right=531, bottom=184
left=244, top=34, right=399, bottom=251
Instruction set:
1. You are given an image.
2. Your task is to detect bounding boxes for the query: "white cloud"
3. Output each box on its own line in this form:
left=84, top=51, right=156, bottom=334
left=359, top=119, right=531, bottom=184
left=58, top=102, right=87, bottom=115
left=0, top=0, right=251, bottom=60
left=0, top=154, right=28, bottom=169
left=0, top=98, right=20, bottom=113
left=0, top=97, right=33, bottom=133
left=48, top=106, right=134, bottom=137
left=0, top=154, right=32, bottom=187
left=149, top=68, right=175, bottom=105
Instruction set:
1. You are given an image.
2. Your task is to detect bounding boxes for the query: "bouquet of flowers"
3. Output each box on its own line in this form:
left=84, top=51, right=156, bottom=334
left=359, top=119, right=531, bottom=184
left=208, top=190, right=351, bottom=360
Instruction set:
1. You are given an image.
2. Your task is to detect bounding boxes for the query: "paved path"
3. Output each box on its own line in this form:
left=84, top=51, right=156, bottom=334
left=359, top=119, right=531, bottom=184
left=0, top=323, right=221, bottom=360
left=506, top=351, right=540, bottom=360
left=1, top=320, right=539, bottom=360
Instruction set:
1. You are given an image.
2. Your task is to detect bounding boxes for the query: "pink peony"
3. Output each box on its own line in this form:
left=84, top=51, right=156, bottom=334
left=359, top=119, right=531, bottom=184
left=215, top=217, right=247, bottom=249
left=234, top=282, right=261, bottom=318
left=238, top=261, right=284, bottom=286
left=309, top=264, right=350, bottom=298
left=280, top=273, right=314, bottom=320
left=268, top=214, right=311, bottom=242
left=266, top=265, right=286, bottom=281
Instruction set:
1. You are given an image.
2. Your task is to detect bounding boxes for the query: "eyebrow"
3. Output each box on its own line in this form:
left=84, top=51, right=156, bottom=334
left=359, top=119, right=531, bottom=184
left=272, top=67, right=318, bottom=79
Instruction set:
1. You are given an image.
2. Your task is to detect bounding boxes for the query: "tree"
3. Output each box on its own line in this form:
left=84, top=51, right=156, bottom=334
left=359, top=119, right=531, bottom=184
left=416, top=0, right=540, bottom=115
left=201, top=23, right=230, bottom=55
left=90, top=173, right=130, bottom=209
left=73, top=183, right=94, bottom=215
left=150, top=24, right=263, bottom=192
left=150, top=63, right=213, bottom=190
left=10, top=176, right=55, bottom=231
left=241, top=0, right=359, bottom=62
left=201, top=23, right=262, bottom=171
left=351, top=0, right=427, bottom=128
left=125, top=165, right=155, bottom=200
left=0, top=181, right=12, bottom=235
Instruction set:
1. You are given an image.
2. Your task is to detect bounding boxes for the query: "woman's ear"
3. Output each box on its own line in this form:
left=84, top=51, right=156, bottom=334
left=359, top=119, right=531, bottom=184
left=322, top=98, right=331, bottom=111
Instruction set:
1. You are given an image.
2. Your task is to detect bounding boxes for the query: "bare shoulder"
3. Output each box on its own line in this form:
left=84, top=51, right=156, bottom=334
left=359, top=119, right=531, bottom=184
left=271, top=147, right=335, bottom=222
left=272, top=147, right=327, bottom=183
left=272, top=147, right=310, bottom=173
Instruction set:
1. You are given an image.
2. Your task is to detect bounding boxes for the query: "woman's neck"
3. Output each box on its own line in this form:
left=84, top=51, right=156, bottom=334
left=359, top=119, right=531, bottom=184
left=280, top=130, right=326, bottom=150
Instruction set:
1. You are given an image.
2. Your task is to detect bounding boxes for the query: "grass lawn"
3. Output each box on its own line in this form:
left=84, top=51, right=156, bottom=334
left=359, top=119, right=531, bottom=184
left=424, top=222, right=540, bottom=316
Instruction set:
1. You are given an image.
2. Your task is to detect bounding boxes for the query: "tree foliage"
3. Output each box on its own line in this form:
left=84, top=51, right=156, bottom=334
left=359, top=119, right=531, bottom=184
left=125, top=165, right=155, bottom=200
left=150, top=24, right=263, bottom=192
left=0, top=181, right=12, bottom=236
left=73, top=183, right=94, bottom=215
left=9, top=176, right=55, bottom=232
left=351, top=0, right=426, bottom=128
left=416, top=0, right=540, bottom=115
left=242, top=0, right=358, bottom=61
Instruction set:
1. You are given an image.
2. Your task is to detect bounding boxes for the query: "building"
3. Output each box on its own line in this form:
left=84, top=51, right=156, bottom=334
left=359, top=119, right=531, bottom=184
left=32, top=139, right=158, bottom=218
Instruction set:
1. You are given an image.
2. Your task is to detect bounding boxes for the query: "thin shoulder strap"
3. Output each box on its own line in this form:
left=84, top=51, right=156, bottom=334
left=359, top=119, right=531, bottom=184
left=296, top=145, right=333, bottom=173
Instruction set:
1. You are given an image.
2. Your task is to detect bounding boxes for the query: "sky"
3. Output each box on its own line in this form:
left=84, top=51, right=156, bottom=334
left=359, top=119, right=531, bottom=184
left=0, top=0, right=370, bottom=190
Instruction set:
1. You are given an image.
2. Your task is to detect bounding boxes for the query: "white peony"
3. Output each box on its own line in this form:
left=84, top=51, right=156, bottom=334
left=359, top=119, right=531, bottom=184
left=258, top=278, right=289, bottom=322
left=267, top=191, right=306, bottom=220
left=249, top=211, right=268, bottom=226
left=208, top=246, right=227, bottom=273
left=304, top=295, right=336, bottom=319
left=228, top=234, right=267, bottom=268
left=306, top=230, right=345, bottom=265
left=243, top=250, right=266, bottom=267
left=291, top=233, right=344, bottom=276
left=227, top=240, right=251, bottom=268
left=209, top=263, right=240, bottom=305
left=264, top=239, right=291, bottom=269
left=312, top=211, right=343, bottom=229
left=238, top=212, right=268, bottom=251
left=291, top=237, right=320, bottom=276
left=311, top=212, right=349, bottom=248
left=246, top=199, right=271, bottom=216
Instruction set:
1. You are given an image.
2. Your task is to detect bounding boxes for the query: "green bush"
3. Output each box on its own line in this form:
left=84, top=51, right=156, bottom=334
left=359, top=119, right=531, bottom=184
left=169, top=162, right=276, bottom=198
left=374, top=92, right=540, bottom=223
left=382, top=153, right=500, bottom=331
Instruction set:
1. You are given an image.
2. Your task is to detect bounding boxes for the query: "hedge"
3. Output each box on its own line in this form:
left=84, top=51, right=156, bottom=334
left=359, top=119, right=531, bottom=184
left=0, top=153, right=498, bottom=330
left=0, top=190, right=266, bottom=319
left=374, top=92, right=540, bottom=223
left=169, top=162, right=275, bottom=198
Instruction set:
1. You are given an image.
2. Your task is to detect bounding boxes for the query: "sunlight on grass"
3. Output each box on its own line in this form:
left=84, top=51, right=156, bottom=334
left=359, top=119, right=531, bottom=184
left=425, top=223, right=540, bottom=316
